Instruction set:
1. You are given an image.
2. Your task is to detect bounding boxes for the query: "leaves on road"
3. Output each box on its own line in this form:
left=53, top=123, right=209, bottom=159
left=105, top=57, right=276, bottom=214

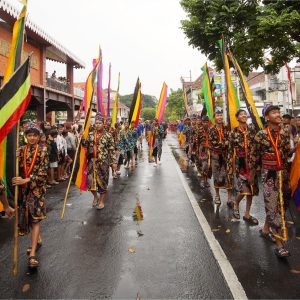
left=128, top=247, right=136, bottom=253
left=225, top=229, right=231, bottom=234
left=212, top=229, right=220, bottom=232
left=287, top=221, right=294, bottom=225
left=22, top=284, right=30, bottom=293
left=290, top=269, right=300, bottom=274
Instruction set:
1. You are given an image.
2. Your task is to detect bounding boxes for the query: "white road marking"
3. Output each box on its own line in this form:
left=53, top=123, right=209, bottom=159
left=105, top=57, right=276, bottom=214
left=168, top=144, right=248, bottom=300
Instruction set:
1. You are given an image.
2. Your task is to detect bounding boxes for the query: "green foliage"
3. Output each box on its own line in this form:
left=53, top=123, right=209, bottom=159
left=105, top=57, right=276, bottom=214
left=120, top=94, right=157, bottom=109
left=141, top=107, right=156, bottom=120
left=165, top=89, right=186, bottom=121
left=180, top=0, right=300, bottom=74
left=22, top=110, right=37, bottom=122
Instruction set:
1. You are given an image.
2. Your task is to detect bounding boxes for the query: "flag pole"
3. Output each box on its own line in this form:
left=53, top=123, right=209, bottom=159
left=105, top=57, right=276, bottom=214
left=13, top=122, right=20, bottom=276
left=60, top=135, right=82, bottom=219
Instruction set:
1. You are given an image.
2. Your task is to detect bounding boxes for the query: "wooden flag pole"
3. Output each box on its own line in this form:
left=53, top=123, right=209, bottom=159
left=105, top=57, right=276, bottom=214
left=13, top=121, right=20, bottom=276
left=61, top=135, right=82, bottom=219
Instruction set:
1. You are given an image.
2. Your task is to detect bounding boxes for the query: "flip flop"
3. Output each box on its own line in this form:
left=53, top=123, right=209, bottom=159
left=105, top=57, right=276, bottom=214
left=259, top=229, right=276, bottom=243
left=97, top=204, right=105, bottom=210
left=28, top=256, right=39, bottom=268
left=274, top=247, right=290, bottom=258
left=243, top=215, right=259, bottom=225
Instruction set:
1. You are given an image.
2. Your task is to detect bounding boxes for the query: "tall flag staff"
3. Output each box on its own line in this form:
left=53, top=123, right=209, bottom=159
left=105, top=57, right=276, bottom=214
left=0, top=0, right=29, bottom=275
left=61, top=50, right=101, bottom=219
left=107, top=63, right=111, bottom=117
left=155, top=82, right=168, bottom=124
left=201, top=63, right=214, bottom=124
left=218, top=36, right=240, bottom=129
left=111, top=72, right=121, bottom=127
left=227, top=50, right=263, bottom=131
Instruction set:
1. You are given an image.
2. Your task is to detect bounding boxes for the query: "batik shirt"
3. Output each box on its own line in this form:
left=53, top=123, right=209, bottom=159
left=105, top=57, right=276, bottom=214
left=227, top=126, right=257, bottom=175
left=119, top=130, right=134, bottom=152
left=84, top=131, right=116, bottom=165
left=130, top=128, right=138, bottom=148
left=19, top=144, right=49, bottom=219
left=208, top=125, right=229, bottom=153
left=249, top=127, right=291, bottom=171
left=183, top=125, right=192, bottom=144
left=152, top=125, right=164, bottom=148
left=198, top=127, right=209, bottom=150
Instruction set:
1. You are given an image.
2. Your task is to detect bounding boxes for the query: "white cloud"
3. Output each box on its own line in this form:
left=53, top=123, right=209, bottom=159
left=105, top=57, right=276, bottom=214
left=8, top=0, right=206, bottom=96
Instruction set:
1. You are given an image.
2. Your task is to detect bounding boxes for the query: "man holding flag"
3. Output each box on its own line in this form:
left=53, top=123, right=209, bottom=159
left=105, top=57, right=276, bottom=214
left=249, top=105, right=292, bottom=258
left=208, top=108, right=233, bottom=206
left=82, top=114, right=117, bottom=210
left=228, top=109, right=259, bottom=225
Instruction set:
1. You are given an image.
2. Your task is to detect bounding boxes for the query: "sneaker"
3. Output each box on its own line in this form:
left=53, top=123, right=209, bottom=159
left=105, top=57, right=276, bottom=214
left=153, top=163, right=158, bottom=167
left=116, top=171, right=121, bottom=175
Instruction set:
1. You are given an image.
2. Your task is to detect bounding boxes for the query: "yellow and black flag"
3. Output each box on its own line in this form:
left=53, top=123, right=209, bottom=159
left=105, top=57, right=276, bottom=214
left=228, top=50, right=263, bottom=131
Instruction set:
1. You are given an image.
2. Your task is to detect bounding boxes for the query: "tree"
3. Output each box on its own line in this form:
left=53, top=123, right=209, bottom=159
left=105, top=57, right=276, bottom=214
left=165, top=88, right=186, bottom=121
left=180, top=0, right=300, bottom=74
left=141, top=107, right=156, bottom=120
left=120, top=94, right=157, bottom=108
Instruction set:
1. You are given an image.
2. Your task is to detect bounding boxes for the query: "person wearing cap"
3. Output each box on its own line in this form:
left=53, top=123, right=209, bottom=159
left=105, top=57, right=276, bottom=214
left=228, top=109, right=258, bottom=225
left=208, top=108, right=233, bottom=206
left=183, top=117, right=192, bottom=157
left=130, top=120, right=139, bottom=166
left=12, top=124, right=49, bottom=268
left=197, top=115, right=211, bottom=187
left=150, top=118, right=164, bottom=167
left=82, top=115, right=117, bottom=210
left=106, top=117, right=118, bottom=178
left=188, top=116, right=198, bottom=167
left=119, top=121, right=133, bottom=169
left=249, top=104, right=292, bottom=258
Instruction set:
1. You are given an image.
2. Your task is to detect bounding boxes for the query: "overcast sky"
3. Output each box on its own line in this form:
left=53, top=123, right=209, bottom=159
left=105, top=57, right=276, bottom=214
left=9, top=0, right=206, bottom=97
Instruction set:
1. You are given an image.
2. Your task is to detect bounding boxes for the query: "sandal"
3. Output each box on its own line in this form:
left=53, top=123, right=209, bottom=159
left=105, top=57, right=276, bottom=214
left=27, top=242, right=42, bottom=256
left=97, top=203, right=105, bottom=210
left=233, top=209, right=240, bottom=219
left=259, top=229, right=276, bottom=243
left=214, top=196, right=221, bottom=205
left=274, top=247, right=290, bottom=258
left=28, top=256, right=39, bottom=268
left=243, top=215, right=259, bottom=225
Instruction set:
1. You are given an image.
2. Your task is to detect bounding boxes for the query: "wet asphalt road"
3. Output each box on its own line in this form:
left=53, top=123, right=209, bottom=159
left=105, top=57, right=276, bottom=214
left=0, top=139, right=232, bottom=299
left=168, top=133, right=300, bottom=299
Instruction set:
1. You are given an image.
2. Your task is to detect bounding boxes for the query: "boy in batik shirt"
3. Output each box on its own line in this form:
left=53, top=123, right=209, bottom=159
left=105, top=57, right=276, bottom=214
left=228, top=109, right=258, bottom=225
left=197, top=116, right=210, bottom=187
left=249, top=105, right=292, bottom=258
left=83, top=115, right=117, bottom=210
left=208, top=109, right=233, bottom=206
left=13, top=124, right=49, bottom=268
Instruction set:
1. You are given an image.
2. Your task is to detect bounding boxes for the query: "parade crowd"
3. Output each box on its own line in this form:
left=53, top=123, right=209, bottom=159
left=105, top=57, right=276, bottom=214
left=1, top=105, right=299, bottom=268
left=176, top=105, right=300, bottom=259
left=0, top=115, right=166, bottom=268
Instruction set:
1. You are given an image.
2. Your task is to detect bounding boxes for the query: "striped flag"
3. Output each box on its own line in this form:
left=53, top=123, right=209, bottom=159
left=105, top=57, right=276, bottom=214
left=75, top=52, right=101, bottom=191
left=0, top=58, right=31, bottom=144
left=97, top=48, right=104, bottom=115
left=128, top=78, right=140, bottom=124
left=111, top=72, right=120, bottom=127
left=291, top=143, right=300, bottom=211
left=228, top=51, right=263, bottom=131
left=155, top=82, right=168, bottom=124
left=219, top=38, right=240, bottom=129
left=0, top=0, right=28, bottom=203
left=130, top=81, right=142, bottom=128
left=201, top=63, right=214, bottom=124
